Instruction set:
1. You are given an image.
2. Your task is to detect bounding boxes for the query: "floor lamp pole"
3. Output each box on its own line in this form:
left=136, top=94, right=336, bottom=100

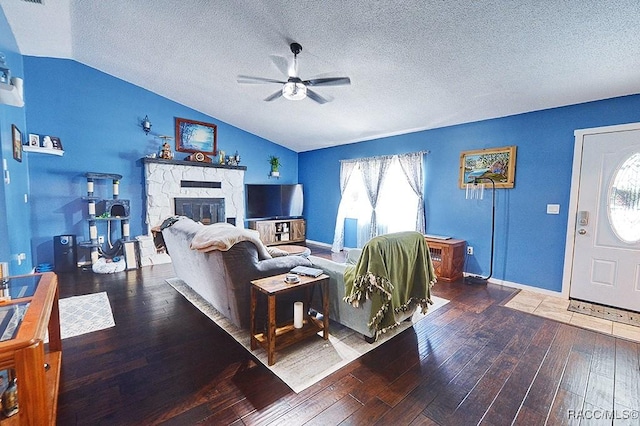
left=465, top=177, right=495, bottom=285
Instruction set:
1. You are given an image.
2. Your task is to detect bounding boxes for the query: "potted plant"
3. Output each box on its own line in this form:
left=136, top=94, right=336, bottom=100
left=269, top=155, right=281, bottom=177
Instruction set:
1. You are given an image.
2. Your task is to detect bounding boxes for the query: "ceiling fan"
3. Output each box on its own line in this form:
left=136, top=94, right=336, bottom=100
left=237, top=42, right=351, bottom=104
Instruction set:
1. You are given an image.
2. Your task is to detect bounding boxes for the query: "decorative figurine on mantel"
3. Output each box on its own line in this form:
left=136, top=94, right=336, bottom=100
left=160, top=142, right=173, bottom=159
left=159, top=135, right=174, bottom=160
left=227, top=150, right=241, bottom=166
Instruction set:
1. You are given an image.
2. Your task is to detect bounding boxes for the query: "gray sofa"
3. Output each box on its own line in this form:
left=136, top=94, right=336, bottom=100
left=308, top=248, right=417, bottom=341
left=161, top=216, right=312, bottom=329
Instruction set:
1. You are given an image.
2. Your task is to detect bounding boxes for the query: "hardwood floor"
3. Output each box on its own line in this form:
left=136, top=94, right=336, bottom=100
left=54, top=245, right=640, bottom=425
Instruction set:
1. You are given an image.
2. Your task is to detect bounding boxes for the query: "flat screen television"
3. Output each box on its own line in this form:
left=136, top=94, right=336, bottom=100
left=245, top=184, right=304, bottom=220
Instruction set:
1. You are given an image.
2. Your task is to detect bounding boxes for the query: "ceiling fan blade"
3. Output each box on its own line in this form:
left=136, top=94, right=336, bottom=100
left=306, top=89, right=329, bottom=104
left=304, top=77, right=351, bottom=87
left=264, top=90, right=283, bottom=102
left=237, top=75, right=286, bottom=84
left=269, top=55, right=290, bottom=77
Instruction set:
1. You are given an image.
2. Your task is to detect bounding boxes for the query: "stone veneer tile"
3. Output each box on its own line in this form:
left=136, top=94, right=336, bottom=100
left=144, top=161, right=245, bottom=233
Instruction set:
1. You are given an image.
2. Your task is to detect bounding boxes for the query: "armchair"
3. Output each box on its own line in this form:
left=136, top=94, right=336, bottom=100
left=309, top=232, right=436, bottom=341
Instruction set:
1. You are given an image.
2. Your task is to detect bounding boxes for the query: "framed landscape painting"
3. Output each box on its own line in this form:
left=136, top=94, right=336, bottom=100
left=459, top=145, right=517, bottom=188
left=175, top=117, right=217, bottom=156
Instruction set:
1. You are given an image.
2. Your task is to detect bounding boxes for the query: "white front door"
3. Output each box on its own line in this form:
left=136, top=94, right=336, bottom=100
left=568, top=125, right=640, bottom=312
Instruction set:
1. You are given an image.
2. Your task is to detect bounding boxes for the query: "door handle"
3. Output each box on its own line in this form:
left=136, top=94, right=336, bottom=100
left=578, top=229, right=587, bottom=235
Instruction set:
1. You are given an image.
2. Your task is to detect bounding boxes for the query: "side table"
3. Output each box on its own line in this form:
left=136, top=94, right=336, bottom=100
left=424, top=237, right=466, bottom=282
left=250, top=272, right=329, bottom=366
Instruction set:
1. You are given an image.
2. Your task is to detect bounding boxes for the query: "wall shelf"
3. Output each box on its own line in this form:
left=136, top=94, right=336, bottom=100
left=23, top=146, right=64, bottom=156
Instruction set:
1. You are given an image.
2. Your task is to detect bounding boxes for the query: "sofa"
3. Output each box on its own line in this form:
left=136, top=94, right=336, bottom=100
left=161, top=216, right=312, bottom=329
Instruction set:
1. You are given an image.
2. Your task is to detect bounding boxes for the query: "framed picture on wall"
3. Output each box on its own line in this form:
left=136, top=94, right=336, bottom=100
left=11, top=125, right=22, bottom=162
left=51, top=136, right=63, bottom=150
left=174, top=117, right=217, bottom=156
left=28, top=133, right=40, bottom=147
left=459, top=145, right=517, bottom=188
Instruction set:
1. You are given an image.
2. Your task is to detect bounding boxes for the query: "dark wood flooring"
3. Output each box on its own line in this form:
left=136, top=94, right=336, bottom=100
left=54, top=245, right=640, bottom=425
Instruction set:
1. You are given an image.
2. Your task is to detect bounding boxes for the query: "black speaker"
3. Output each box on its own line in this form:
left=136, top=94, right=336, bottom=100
left=54, top=235, right=77, bottom=272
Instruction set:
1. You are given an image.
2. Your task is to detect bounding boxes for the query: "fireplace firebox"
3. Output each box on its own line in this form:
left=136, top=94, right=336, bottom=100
left=174, top=198, right=225, bottom=225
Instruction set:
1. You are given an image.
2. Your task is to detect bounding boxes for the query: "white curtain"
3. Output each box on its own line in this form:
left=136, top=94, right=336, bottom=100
left=331, top=160, right=358, bottom=252
left=397, top=152, right=426, bottom=233
left=331, top=152, right=427, bottom=251
left=359, top=156, right=393, bottom=239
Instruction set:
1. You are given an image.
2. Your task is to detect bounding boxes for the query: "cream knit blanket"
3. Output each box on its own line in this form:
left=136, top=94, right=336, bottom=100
left=189, top=222, right=272, bottom=260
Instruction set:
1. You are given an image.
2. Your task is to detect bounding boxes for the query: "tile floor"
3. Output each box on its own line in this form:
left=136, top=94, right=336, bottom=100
left=504, top=290, right=640, bottom=343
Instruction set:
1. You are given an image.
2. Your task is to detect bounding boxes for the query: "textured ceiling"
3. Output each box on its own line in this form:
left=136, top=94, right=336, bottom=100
left=2, top=0, right=640, bottom=152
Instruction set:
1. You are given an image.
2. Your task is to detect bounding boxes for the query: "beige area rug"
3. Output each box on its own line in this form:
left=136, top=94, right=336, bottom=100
left=166, top=277, right=449, bottom=393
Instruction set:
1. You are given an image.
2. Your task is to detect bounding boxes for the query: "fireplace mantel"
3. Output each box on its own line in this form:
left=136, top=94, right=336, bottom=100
left=142, top=157, right=246, bottom=234
left=142, top=157, right=247, bottom=171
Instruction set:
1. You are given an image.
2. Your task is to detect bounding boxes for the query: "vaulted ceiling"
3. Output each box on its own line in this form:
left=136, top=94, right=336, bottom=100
left=2, top=1, right=639, bottom=152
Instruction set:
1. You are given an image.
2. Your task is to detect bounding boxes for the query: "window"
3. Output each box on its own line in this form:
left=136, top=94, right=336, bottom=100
left=332, top=153, right=425, bottom=251
left=609, top=152, right=640, bottom=243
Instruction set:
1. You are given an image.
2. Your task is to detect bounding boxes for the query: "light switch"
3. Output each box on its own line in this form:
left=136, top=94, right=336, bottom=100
left=546, top=204, right=560, bottom=214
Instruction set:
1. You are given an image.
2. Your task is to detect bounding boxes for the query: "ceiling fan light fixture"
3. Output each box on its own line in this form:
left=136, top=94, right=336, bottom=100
left=282, top=81, right=307, bottom=100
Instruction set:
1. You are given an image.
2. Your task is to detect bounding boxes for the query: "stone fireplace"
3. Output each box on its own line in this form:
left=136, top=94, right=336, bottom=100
left=142, top=157, right=246, bottom=234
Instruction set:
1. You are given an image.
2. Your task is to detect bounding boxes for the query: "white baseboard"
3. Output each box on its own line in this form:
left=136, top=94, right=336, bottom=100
left=483, top=276, right=566, bottom=298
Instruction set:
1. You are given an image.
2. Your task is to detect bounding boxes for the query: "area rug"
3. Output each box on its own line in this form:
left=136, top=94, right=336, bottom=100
left=166, top=277, right=449, bottom=393
left=58, top=292, right=115, bottom=339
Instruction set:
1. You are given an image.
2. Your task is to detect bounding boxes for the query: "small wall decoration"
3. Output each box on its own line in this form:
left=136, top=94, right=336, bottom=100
left=28, top=133, right=40, bottom=147
left=459, top=145, right=517, bottom=189
left=175, top=117, right=217, bottom=156
left=11, top=124, right=22, bottom=162
left=42, top=135, right=53, bottom=148
left=51, top=136, right=63, bottom=150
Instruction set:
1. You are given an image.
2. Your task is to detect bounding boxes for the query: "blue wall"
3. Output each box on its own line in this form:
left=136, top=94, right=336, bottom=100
left=4, top=12, right=640, bottom=291
left=0, top=7, right=33, bottom=275
left=300, top=95, right=640, bottom=292
left=23, top=57, right=297, bottom=266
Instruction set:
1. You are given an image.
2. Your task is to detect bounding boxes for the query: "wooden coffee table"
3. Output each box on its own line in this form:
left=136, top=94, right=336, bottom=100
left=250, top=272, right=329, bottom=366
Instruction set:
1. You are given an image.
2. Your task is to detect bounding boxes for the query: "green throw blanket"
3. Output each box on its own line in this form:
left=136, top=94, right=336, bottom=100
left=343, top=232, right=437, bottom=339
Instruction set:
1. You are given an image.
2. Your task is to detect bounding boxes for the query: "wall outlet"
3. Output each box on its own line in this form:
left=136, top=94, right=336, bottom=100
left=467, top=246, right=474, bottom=255
left=98, top=235, right=105, bottom=244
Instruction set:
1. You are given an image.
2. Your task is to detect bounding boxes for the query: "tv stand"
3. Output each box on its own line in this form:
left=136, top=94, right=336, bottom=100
left=248, top=218, right=306, bottom=246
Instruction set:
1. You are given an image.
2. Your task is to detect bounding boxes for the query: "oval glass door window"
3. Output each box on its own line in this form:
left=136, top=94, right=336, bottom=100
left=608, top=152, right=640, bottom=243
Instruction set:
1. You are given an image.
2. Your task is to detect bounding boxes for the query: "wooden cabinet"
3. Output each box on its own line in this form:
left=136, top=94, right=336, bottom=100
left=424, top=237, right=466, bottom=282
left=0, top=272, right=62, bottom=424
left=291, top=220, right=306, bottom=242
left=248, top=218, right=306, bottom=246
